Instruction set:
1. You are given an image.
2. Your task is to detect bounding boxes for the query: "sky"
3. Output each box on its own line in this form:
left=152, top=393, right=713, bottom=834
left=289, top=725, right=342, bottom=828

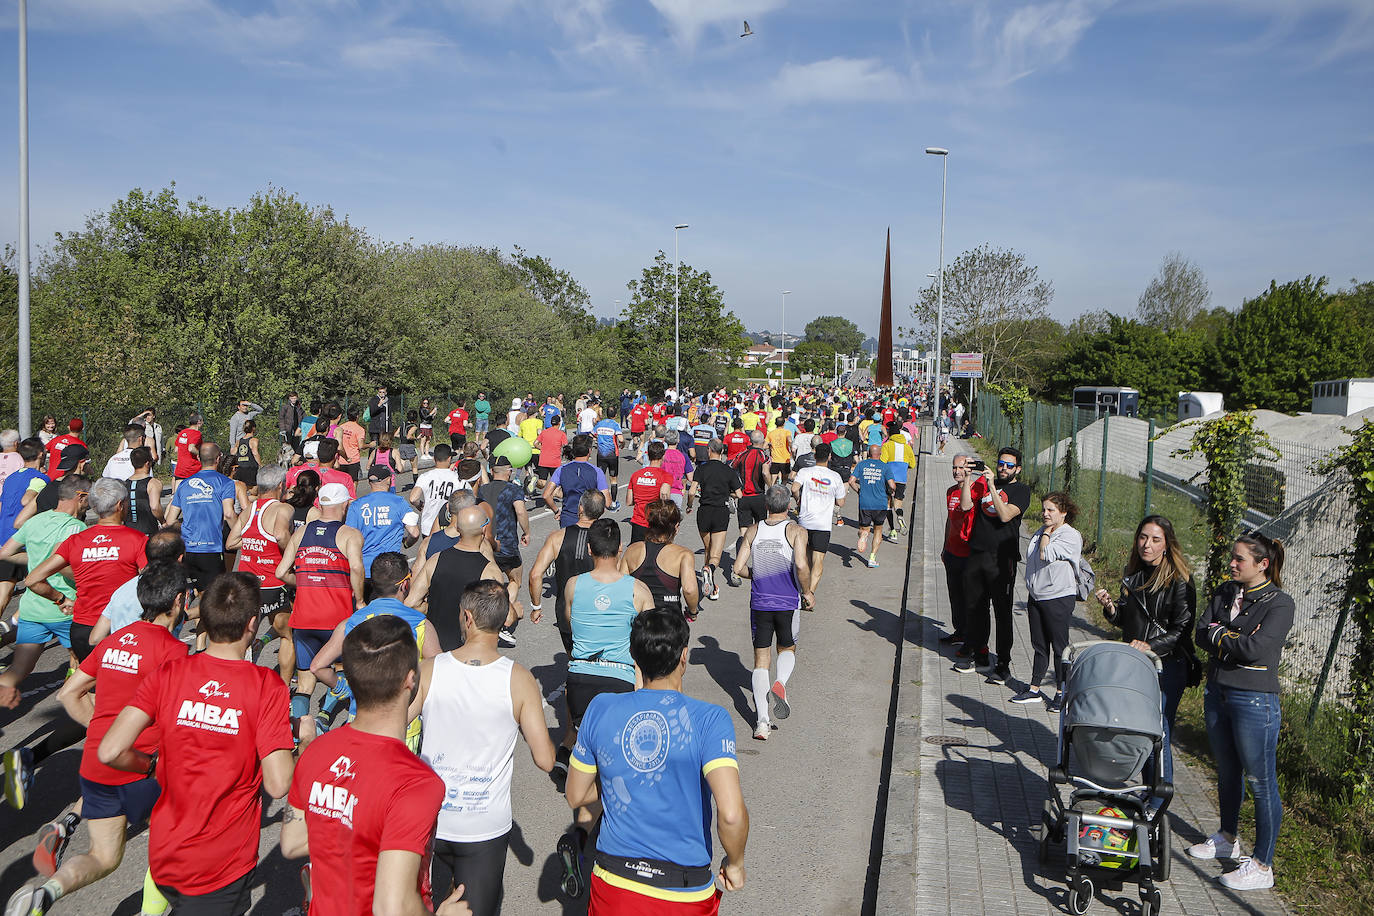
left=0, top=0, right=1371, bottom=342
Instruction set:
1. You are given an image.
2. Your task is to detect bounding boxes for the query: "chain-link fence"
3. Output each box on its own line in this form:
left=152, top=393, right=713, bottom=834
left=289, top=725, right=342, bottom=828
left=976, top=390, right=1359, bottom=791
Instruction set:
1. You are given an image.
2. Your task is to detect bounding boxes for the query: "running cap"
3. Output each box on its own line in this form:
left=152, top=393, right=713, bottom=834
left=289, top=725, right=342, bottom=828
left=511, top=398, right=522, bottom=410
left=56, top=443, right=89, bottom=471
left=319, top=482, right=350, bottom=506
left=492, top=455, right=512, bottom=468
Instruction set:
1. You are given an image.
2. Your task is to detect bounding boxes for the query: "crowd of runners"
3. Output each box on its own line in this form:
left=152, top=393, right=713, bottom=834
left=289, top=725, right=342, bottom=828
left=0, top=380, right=930, bottom=916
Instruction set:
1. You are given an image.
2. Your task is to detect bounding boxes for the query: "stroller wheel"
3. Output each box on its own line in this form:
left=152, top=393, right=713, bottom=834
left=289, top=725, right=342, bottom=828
left=1069, top=875, right=1093, bottom=915
left=1140, top=888, right=1162, bottom=916
left=1153, top=819, right=1172, bottom=881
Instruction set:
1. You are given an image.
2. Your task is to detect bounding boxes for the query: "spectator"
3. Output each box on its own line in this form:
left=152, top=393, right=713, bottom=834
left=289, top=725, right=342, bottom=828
left=367, top=386, right=392, bottom=440
left=1012, top=492, right=1083, bottom=711
left=278, top=393, right=305, bottom=457
left=228, top=399, right=263, bottom=451
left=1187, top=533, right=1293, bottom=892
left=939, top=454, right=986, bottom=645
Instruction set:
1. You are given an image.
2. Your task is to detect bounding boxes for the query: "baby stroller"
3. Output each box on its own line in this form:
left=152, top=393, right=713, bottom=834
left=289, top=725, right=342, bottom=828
left=1038, top=641, right=1173, bottom=916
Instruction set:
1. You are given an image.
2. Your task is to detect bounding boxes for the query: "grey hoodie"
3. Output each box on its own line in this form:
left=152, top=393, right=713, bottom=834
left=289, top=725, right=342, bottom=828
left=1024, top=524, right=1083, bottom=601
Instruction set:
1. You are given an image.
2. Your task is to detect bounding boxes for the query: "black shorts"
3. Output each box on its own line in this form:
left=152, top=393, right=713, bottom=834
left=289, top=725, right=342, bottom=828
left=81, top=775, right=160, bottom=824
left=185, top=552, right=226, bottom=593
left=535, top=465, right=555, bottom=482
left=629, top=523, right=648, bottom=544
left=495, top=552, right=522, bottom=573
left=566, top=671, right=634, bottom=726
left=805, top=529, right=831, bottom=553
left=337, top=462, right=361, bottom=481
left=770, top=461, right=791, bottom=476
left=69, top=622, right=98, bottom=663
left=597, top=453, right=619, bottom=478
left=156, top=868, right=255, bottom=916
left=0, top=558, right=25, bottom=582
left=751, top=607, right=797, bottom=650
left=858, top=508, right=887, bottom=528
left=432, top=832, right=511, bottom=915
left=450, top=434, right=467, bottom=449
left=259, top=585, right=290, bottom=618
left=557, top=625, right=574, bottom=656
left=696, top=506, right=730, bottom=535
left=736, top=495, right=767, bottom=529
left=891, top=481, right=907, bottom=501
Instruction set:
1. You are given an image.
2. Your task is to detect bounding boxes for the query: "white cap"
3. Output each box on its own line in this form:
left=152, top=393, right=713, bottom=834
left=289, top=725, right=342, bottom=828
left=318, top=482, right=351, bottom=506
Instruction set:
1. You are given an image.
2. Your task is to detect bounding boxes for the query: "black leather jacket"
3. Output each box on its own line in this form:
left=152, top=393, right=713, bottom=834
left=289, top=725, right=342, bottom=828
left=1106, top=571, right=1197, bottom=661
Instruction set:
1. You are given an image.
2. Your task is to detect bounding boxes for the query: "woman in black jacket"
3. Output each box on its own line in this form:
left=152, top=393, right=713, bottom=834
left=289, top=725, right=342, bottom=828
left=1184, top=533, right=1293, bottom=892
left=1093, top=515, right=1197, bottom=789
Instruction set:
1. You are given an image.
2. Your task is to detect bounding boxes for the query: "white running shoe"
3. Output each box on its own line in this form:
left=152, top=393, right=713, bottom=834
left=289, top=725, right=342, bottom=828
left=1219, top=857, right=1274, bottom=891
left=752, top=721, right=770, bottom=741
left=1187, top=832, right=1242, bottom=860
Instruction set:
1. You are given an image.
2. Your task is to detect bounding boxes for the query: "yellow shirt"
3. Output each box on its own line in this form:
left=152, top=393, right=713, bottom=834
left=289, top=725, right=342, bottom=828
left=880, top=433, right=917, bottom=469
left=741, top=412, right=759, bottom=432
left=766, top=427, right=792, bottom=463
left=519, top=417, right=543, bottom=449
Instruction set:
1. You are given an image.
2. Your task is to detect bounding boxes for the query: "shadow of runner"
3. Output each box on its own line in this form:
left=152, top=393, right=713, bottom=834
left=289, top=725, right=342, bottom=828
left=689, top=635, right=754, bottom=724
left=848, top=599, right=927, bottom=648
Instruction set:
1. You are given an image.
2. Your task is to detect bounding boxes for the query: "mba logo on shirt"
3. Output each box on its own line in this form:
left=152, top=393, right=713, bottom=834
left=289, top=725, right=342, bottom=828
left=101, top=644, right=142, bottom=674
left=308, top=762, right=359, bottom=828
left=81, top=533, right=123, bottom=561
left=177, top=697, right=242, bottom=733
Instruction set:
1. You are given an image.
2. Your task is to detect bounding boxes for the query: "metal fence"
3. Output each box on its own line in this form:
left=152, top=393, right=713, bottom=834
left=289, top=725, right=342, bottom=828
left=976, top=390, right=1359, bottom=786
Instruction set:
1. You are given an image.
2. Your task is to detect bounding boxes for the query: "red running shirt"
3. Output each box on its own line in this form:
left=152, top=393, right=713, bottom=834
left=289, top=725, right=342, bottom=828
left=446, top=408, right=468, bottom=436
left=723, top=431, right=750, bottom=462
left=55, top=525, right=149, bottom=625
left=78, top=621, right=187, bottom=785
left=290, top=520, right=356, bottom=630
left=289, top=726, right=446, bottom=916
left=628, top=467, right=673, bottom=527
left=45, top=434, right=85, bottom=480
left=629, top=404, right=649, bottom=433
left=537, top=428, right=568, bottom=469
left=174, top=428, right=202, bottom=478
left=944, top=478, right=989, bottom=558
left=131, top=653, right=292, bottom=895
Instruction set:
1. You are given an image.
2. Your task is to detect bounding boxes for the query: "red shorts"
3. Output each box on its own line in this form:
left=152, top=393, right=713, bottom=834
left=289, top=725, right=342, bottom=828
left=589, top=874, right=722, bottom=916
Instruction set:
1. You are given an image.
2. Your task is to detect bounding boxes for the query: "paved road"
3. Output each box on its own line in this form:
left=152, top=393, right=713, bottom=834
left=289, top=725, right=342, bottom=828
left=0, top=462, right=913, bottom=914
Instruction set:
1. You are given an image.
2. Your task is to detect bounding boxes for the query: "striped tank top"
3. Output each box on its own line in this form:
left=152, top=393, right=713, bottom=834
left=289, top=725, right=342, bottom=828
left=749, top=519, right=801, bottom=612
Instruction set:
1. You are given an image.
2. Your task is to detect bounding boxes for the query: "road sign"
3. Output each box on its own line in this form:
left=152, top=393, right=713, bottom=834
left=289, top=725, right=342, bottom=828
left=950, top=352, right=983, bottom=379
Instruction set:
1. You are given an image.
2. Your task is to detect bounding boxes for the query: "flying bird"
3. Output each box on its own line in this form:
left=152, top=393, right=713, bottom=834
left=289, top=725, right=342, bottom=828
left=741, top=20, right=753, bottom=38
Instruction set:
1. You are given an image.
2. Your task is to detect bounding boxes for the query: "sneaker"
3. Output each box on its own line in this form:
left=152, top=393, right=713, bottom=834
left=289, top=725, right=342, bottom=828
left=985, top=666, right=1010, bottom=685
left=1188, top=832, right=1243, bottom=860
left=725, top=568, right=742, bottom=588
left=953, top=656, right=978, bottom=674
left=0, top=619, right=13, bottom=650
left=3, top=747, right=34, bottom=810
left=702, top=568, right=714, bottom=598
left=610, top=501, right=622, bottom=511
left=937, top=632, right=964, bottom=645
left=498, top=627, right=517, bottom=648
left=752, top=721, right=770, bottom=741
left=4, top=885, right=53, bottom=916
left=1219, top=857, right=1274, bottom=891
left=1010, top=689, right=1043, bottom=704
left=867, top=555, right=879, bottom=569
left=33, top=816, right=75, bottom=877
left=1045, top=693, right=1063, bottom=714
left=973, top=656, right=995, bottom=674
left=769, top=681, right=790, bottom=720
left=883, top=533, right=900, bottom=544
left=552, top=745, right=571, bottom=792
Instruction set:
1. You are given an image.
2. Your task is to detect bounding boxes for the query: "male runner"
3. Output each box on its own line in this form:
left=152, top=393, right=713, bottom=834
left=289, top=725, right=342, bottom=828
left=879, top=420, right=918, bottom=535
left=90, top=529, right=184, bottom=645
left=478, top=458, right=530, bottom=646
left=171, top=413, right=203, bottom=492
left=44, top=420, right=87, bottom=484
left=690, top=439, right=742, bottom=601
left=99, top=573, right=294, bottom=915
left=0, top=439, right=48, bottom=614
left=275, top=483, right=365, bottom=738
left=413, top=580, right=555, bottom=915
left=543, top=436, right=609, bottom=528
left=412, top=444, right=461, bottom=537
left=227, top=464, right=296, bottom=682
left=101, top=425, right=145, bottom=481
left=122, top=447, right=163, bottom=537
left=162, top=442, right=237, bottom=592
left=734, top=485, right=812, bottom=740
left=534, top=417, right=567, bottom=489
left=447, top=400, right=470, bottom=449
left=406, top=506, right=512, bottom=652
left=729, top=430, right=773, bottom=585
left=347, top=483, right=421, bottom=591
left=592, top=413, right=622, bottom=510
left=335, top=407, right=367, bottom=482
left=790, top=442, right=845, bottom=607
left=282, top=614, right=468, bottom=916
left=3, top=563, right=190, bottom=915
left=625, top=441, right=672, bottom=544
left=285, top=439, right=357, bottom=497
left=849, top=445, right=895, bottom=568
left=565, top=609, right=747, bottom=909
left=627, top=399, right=650, bottom=453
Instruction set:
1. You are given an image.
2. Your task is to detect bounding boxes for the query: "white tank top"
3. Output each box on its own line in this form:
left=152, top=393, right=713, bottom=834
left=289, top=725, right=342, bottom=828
left=420, top=653, right=519, bottom=842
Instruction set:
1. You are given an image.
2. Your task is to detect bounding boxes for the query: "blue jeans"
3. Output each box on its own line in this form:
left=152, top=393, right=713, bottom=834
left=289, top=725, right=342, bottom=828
left=475, top=418, right=489, bottom=433
left=1144, top=653, right=1188, bottom=787
left=1204, top=684, right=1282, bottom=866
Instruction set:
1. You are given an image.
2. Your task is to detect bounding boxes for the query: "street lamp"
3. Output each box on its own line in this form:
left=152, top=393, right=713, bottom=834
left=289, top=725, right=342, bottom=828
left=673, top=224, right=689, bottom=399
left=925, top=147, right=948, bottom=401
left=16, top=0, right=31, bottom=436
left=925, top=273, right=937, bottom=387
left=780, top=290, right=791, bottom=385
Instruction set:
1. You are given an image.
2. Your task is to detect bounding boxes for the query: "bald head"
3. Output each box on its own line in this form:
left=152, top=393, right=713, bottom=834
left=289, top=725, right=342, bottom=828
left=457, top=506, right=487, bottom=538
left=200, top=442, right=223, bottom=466
left=868, top=444, right=882, bottom=459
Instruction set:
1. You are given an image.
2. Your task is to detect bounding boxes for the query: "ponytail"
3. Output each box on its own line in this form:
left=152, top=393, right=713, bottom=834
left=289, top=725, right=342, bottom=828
left=1237, top=533, right=1285, bottom=589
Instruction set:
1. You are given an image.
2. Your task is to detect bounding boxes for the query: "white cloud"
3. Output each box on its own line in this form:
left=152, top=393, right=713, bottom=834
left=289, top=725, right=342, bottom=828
left=771, top=57, right=908, bottom=105
left=648, top=0, right=789, bottom=49
left=974, top=0, right=1112, bottom=86
left=340, top=33, right=454, bottom=71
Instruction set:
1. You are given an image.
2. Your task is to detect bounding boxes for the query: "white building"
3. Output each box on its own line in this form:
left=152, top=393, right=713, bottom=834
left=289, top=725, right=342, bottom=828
left=1311, top=379, right=1374, bottom=416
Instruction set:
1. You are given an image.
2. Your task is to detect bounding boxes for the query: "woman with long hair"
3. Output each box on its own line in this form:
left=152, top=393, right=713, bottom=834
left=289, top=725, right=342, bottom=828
left=1013, top=492, right=1083, bottom=712
left=1094, top=515, right=1197, bottom=787
left=618, top=499, right=700, bottom=621
left=37, top=415, right=57, bottom=446
left=285, top=468, right=322, bottom=530
left=233, top=419, right=261, bottom=496
left=1186, top=533, right=1293, bottom=892
left=416, top=397, right=436, bottom=458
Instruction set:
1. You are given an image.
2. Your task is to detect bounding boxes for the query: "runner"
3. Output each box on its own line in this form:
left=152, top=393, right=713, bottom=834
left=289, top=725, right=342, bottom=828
left=733, top=485, right=813, bottom=740
left=3, top=562, right=190, bottom=915
left=592, top=413, right=623, bottom=511
left=879, top=420, right=917, bottom=535
left=101, top=425, right=145, bottom=481
left=411, top=444, right=461, bottom=537
left=226, top=465, right=296, bottom=683
left=98, top=573, right=294, bottom=916
left=690, top=438, right=742, bottom=601
left=346, top=482, right=421, bottom=595
left=407, top=506, right=511, bottom=652
left=544, top=436, right=609, bottom=529
left=565, top=609, right=747, bottom=908
left=790, top=441, right=846, bottom=607
left=660, top=431, right=694, bottom=511
left=627, top=399, right=650, bottom=454
left=618, top=499, right=699, bottom=621
left=534, top=416, right=567, bottom=490
left=170, top=413, right=203, bottom=493
left=281, top=613, right=469, bottom=916
left=849, top=445, right=895, bottom=568
left=447, top=399, right=470, bottom=449
left=44, top=420, right=87, bottom=483
left=274, top=483, right=365, bottom=742
left=625, top=442, right=672, bottom=544
left=413, top=580, right=556, bottom=915
left=336, top=407, right=367, bottom=483
left=478, top=458, right=530, bottom=647
left=89, top=529, right=185, bottom=647
left=729, top=430, right=773, bottom=584
left=162, top=442, right=237, bottom=592
left=0, top=440, right=47, bottom=615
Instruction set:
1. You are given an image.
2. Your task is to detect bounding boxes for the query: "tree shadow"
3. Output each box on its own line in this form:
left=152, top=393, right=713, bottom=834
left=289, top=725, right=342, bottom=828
left=689, top=635, right=755, bottom=724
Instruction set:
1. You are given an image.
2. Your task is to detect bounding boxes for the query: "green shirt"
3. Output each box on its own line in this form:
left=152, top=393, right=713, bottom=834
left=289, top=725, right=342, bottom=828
left=14, top=510, right=86, bottom=623
left=474, top=398, right=491, bottom=420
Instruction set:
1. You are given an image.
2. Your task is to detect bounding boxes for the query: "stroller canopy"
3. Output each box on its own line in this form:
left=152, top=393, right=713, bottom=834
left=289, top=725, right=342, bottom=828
left=1065, top=643, right=1164, bottom=739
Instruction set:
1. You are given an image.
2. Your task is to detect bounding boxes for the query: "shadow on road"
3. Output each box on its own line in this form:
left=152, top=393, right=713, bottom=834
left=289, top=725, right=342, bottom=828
left=689, top=635, right=754, bottom=725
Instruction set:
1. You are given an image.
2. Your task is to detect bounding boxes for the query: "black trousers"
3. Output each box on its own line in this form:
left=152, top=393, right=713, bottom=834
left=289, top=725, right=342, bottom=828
left=961, top=549, right=1018, bottom=667
left=941, top=551, right=967, bottom=636
left=1027, top=595, right=1075, bottom=689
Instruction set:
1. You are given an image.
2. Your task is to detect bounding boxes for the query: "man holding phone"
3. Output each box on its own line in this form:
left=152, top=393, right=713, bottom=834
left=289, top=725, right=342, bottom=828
left=940, top=455, right=987, bottom=646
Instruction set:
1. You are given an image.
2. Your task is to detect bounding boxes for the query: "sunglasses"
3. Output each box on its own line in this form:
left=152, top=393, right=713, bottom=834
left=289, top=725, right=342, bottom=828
left=996, top=459, right=1018, bottom=468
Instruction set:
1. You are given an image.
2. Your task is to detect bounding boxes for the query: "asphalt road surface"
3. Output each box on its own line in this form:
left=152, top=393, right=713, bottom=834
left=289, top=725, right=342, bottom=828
left=0, top=466, right=910, bottom=915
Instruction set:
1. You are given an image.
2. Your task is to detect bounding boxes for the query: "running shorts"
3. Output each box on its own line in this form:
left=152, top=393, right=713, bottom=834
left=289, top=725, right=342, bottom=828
left=770, top=461, right=791, bottom=477
left=292, top=628, right=333, bottom=669
left=751, top=607, right=797, bottom=650
left=70, top=622, right=98, bottom=663
left=184, top=552, right=226, bottom=593
left=891, top=482, right=907, bottom=501
left=805, top=529, right=831, bottom=553
left=259, top=586, right=289, bottom=619
left=566, top=672, right=634, bottom=727
left=495, top=552, right=522, bottom=573
left=736, top=495, right=767, bottom=530
left=81, top=775, right=160, bottom=824
left=597, top=453, right=619, bottom=478
left=155, top=869, right=255, bottom=916
left=858, top=508, right=887, bottom=528
left=0, top=558, right=25, bottom=582
left=15, top=616, right=72, bottom=648
left=589, top=873, right=722, bottom=915
left=696, top=506, right=730, bottom=535
left=629, top=523, right=649, bottom=545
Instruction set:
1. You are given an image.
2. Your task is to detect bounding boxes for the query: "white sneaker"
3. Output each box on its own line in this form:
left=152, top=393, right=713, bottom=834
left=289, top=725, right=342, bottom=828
left=1219, top=857, right=1274, bottom=891
left=752, top=721, right=770, bottom=741
left=1187, top=832, right=1242, bottom=860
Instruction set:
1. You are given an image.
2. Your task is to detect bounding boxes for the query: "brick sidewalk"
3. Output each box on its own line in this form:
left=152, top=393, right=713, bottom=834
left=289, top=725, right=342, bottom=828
left=877, top=445, right=1289, bottom=916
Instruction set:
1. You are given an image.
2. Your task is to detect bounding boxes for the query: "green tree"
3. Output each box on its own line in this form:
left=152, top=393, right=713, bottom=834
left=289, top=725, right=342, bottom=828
left=618, top=252, right=747, bottom=393
left=1218, top=277, right=1369, bottom=412
left=909, top=244, right=1053, bottom=386
left=510, top=245, right=594, bottom=332
left=802, top=315, right=864, bottom=355
left=789, top=340, right=836, bottom=380
left=1137, top=251, right=1211, bottom=328
left=1045, top=315, right=1215, bottom=417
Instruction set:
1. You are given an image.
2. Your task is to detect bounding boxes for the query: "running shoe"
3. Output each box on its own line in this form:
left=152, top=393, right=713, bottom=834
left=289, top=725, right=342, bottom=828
left=610, top=501, right=622, bottom=511
left=0, top=619, right=13, bottom=651
left=3, top=747, right=34, bottom=810
left=937, top=632, right=964, bottom=644
left=33, top=816, right=75, bottom=876
left=1188, top=832, right=1243, bottom=860
left=556, top=829, right=587, bottom=898
left=883, top=533, right=900, bottom=544
left=985, top=666, right=1010, bottom=685
left=1219, top=857, right=1273, bottom=891
left=867, top=555, right=879, bottom=569
left=725, top=568, right=742, bottom=588
left=702, top=567, right=714, bottom=598
left=498, top=627, right=517, bottom=648
left=769, top=682, right=790, bottom=720
left=1010, top=689, right=1043, bottom=704
left=4, top=885, right=53, bottom=916
left=1045, top=693, right=1063, bottom=714
left=752, top=721, right=770, bottom=741
left=552, top=745, right=571, bottom=793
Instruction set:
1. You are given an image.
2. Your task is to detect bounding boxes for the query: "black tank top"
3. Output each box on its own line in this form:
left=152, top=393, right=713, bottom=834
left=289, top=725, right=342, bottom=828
left=429, top=547, right=490, bottom=651
left=633, top=540, right=681, bottom=612
left=125, top=476, right=157, bottom=536
left=554, top=525, right=595, bottom=630
left=291, top=503, right=312, bottom=532
left=235, top=440, right=258, bottom=482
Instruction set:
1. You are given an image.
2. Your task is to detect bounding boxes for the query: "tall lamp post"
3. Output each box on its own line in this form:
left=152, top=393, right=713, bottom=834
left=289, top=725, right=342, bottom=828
left=780, top=290, right=791, bottom=386
left=16, top=0, right=31, bottom=436
left=673, top=224, right=689, bottom=399
left=925, top=147, right=948, bottom=401
left=925, top=272, right=938, bottom=387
